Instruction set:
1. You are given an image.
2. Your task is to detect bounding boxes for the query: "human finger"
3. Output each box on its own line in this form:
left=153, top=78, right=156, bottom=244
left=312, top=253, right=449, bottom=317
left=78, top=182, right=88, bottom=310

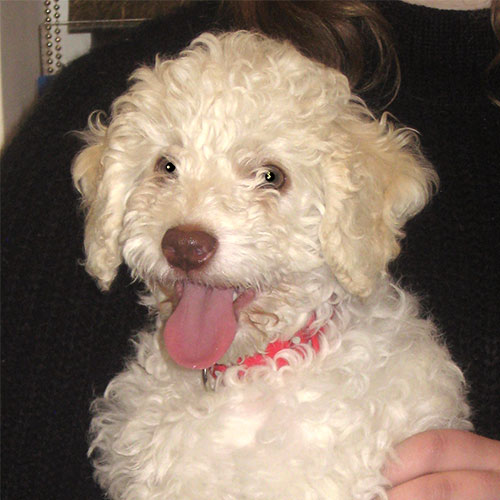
left=387, top=469, right=500, bottom=500
left=384, top=430, right=500, bottom=487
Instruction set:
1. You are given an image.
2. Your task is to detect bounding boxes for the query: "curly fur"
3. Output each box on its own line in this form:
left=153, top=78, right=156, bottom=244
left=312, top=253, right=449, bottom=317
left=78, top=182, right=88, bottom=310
left=72, top=32, right=471, bottom=499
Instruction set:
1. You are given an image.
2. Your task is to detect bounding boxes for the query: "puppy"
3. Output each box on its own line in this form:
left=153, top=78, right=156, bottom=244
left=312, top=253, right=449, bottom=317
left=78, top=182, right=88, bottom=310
left=73, top=31, right=471, bottom=499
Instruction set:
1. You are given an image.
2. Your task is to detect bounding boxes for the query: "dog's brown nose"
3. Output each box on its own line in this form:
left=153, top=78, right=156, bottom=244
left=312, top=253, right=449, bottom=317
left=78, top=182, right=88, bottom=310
left=161, top=226, right=218, bottom=272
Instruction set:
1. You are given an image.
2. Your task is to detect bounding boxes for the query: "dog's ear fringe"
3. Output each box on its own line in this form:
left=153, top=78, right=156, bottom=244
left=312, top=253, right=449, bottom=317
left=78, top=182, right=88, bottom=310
left=83, top=222, right=122, bottom=292
left=72, top=112, right=123, bottom=291
left=321, top=103, right=438, bottom=298
left=72, top=111, right=108, bottom=206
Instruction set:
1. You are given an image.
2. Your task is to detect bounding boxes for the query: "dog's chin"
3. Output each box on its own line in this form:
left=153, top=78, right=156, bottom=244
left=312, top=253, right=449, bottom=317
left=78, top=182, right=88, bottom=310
left=160, top=278, right=258, bottom=370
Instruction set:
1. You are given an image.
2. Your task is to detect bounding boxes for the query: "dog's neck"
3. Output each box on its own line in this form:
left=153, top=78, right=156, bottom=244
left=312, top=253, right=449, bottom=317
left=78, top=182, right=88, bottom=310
left=202, top=316, right=326, bottom=389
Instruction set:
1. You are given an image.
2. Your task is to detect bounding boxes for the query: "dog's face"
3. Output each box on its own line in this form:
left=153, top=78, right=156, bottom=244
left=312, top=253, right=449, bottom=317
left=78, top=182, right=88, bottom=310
left=73, top=32, right=436, bottom=368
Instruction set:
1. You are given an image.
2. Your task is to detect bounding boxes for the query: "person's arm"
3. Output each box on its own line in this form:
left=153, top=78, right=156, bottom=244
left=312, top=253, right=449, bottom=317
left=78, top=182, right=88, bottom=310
left=385, top=429, right=500, bottom=499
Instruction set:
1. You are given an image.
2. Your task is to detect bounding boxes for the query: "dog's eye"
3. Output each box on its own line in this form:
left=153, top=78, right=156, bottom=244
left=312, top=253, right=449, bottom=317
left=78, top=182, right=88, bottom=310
left=260, top=165, right=286, bottom=190
left=155, top=157, right=177, bottom=175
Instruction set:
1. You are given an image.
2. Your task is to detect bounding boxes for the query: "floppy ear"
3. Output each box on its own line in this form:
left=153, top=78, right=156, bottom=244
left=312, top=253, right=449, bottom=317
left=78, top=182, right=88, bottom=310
left=320, top=106, right=438, bottom=297
left=72, top=115, right=127, bottom=290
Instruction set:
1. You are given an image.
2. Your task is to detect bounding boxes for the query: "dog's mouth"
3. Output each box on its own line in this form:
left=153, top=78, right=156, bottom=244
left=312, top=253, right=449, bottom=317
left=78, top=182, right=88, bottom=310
left=163, top=281, right=256, bottom=370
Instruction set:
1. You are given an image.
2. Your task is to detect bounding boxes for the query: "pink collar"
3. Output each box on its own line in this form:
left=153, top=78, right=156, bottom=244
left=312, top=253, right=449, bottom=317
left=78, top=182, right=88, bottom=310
left=203, top=317, right=325, bottom=386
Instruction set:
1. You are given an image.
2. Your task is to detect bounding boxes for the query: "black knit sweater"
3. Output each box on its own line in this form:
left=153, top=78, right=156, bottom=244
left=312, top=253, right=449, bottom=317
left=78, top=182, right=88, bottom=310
left=2, top=3, right=498, bottom=499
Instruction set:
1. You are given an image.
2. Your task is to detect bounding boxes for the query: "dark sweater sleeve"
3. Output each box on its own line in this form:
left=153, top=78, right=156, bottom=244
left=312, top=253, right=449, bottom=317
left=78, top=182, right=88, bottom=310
left=1, top=40, right=151, bottom=500
left=382, top=3, right=500, bottom=440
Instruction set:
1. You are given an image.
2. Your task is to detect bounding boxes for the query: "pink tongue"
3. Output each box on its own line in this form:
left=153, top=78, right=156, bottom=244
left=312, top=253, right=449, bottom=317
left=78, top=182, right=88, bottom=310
left=163, top=283, right=237, bottom=369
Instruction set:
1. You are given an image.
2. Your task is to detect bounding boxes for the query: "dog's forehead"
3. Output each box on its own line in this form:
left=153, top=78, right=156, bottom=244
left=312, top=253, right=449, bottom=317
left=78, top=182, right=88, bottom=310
left=147, top=33, right=350, bottom=144
left=111, top=33, right=351, bottom=168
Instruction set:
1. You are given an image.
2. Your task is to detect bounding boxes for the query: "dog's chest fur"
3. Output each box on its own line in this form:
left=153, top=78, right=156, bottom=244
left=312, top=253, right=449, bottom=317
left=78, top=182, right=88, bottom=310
left=89, top=288, right=470, bottom=500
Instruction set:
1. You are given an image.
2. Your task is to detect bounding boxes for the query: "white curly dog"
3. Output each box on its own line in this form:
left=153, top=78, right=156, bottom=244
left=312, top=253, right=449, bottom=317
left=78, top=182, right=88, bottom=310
left=73, top=31, right=471, bottom=499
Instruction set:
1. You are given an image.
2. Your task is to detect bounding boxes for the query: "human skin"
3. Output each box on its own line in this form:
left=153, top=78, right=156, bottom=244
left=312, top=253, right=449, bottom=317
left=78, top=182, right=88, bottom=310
left=385, top=429, right=500, bottom=499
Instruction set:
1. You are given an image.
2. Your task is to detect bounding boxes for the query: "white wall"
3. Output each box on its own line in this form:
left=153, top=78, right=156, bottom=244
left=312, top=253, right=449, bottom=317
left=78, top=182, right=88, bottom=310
left=0, top=0, right=45, bottom=150
left=0, top=0, right=91, bottom=150
left=0, top=20, right=4, bottom=147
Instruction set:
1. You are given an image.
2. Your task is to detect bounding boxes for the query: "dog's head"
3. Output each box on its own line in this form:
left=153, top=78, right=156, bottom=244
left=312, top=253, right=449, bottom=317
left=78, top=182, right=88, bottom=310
left=73, top=31, right=436, bottom=368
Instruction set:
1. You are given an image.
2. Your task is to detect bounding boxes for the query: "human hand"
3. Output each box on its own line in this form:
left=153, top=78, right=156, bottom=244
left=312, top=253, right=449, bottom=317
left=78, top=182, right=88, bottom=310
left=384, top=429, right=500, bottom=500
